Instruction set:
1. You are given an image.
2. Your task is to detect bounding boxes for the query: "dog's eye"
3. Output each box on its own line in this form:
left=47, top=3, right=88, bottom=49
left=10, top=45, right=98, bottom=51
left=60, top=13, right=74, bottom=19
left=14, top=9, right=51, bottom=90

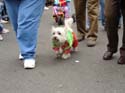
left=58, top=32, right=61, bottom=35
left=53, top=32, right=55, bottom=35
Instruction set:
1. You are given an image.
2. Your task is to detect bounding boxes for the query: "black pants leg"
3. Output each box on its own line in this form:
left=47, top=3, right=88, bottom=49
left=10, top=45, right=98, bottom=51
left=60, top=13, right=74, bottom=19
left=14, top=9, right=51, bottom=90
left=105, top=0, right=121, bottom=53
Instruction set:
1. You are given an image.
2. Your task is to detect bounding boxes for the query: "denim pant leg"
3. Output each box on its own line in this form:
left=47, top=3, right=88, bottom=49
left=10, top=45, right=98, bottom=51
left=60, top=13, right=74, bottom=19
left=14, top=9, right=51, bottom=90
left=100, top=0, right=105, bottom=25
left=17, top=0, right=45, bottom=59
left=0, top=2, right=4, bottom=19
left=5, top=0, right=45, bottom=59
left=0, top=23, right=3, bottom=34
left=4, top=0, right=19, bottom=33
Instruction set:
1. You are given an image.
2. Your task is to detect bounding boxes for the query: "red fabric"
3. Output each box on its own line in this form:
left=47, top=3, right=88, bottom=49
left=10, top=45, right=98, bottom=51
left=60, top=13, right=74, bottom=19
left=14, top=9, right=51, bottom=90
left=61, top=41, right=71, bottom=54
left=72, top=32, right=78, bottom=48
left=64, top=48, right=71, bottom=54
left=59, top=0, right=67, bottom=6
left=53, top=47, right=59, bottom=51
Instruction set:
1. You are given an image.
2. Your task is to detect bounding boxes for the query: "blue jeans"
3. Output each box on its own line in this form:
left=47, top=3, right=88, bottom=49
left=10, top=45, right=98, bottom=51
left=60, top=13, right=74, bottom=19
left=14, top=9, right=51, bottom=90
left=0, top=23, right=3, bottom=33
left=4, top=0, right=45, bottom=59
left=100, top=0, right=105, bottom=26
left=0, top=2, right=4, bottom=19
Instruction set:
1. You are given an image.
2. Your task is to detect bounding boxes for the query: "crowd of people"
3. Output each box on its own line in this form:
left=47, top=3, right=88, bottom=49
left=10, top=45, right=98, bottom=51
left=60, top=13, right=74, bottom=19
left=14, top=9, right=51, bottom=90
left=0, top=0, right=124, bottom=69
left=0, top=0, right=9, bottom=40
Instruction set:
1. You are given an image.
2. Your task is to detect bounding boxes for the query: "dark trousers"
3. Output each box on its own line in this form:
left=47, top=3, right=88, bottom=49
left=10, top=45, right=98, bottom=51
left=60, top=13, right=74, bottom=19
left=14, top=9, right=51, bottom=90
left=105, top=0, right=125, bottom=53
left=45, top=0, right=53, bottom=6
left=1, top=1, right=9, bottom=21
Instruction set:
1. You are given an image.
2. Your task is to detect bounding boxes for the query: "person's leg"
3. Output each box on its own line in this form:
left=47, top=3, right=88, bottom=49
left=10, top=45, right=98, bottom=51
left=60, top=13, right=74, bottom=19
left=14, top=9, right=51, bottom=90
left=0, top=2, right=4, bottom=20
left=86, top=3, right=90, bottom=30
left=4, top=0, right=22, bottom=59
left=87, top=0, right=99, bottom=46
left=103, top=0, right=120, bottom=60
left=4, top=0, right=19, bottom=33
left=118, top=0, right=125, bottom=64
left=2, top=1, right=9, bottom=22
left=0, top=24, right=3, bottom=41
left=100, top=0, right=105, bottom=26
left=17, top=0, right=45, bottom=60
left=73, top=0, right=87, bottom=41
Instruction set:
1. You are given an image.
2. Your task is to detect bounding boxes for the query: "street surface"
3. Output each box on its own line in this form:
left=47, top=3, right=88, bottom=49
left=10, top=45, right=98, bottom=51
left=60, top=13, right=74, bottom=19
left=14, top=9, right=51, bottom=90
left=0, top=4, right=125, bottom=93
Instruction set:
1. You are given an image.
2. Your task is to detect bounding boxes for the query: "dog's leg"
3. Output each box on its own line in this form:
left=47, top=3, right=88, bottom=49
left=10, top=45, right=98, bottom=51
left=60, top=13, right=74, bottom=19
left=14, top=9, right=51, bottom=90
left=62, top=48, right=71, bottom=59
left=55, top=51, right=61, bottom=58
left=62, top=53, right=71, bottom=59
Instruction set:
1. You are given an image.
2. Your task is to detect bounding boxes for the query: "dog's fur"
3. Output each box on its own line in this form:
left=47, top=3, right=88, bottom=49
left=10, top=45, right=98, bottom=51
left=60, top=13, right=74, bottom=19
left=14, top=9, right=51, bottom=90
left=51, top=18, right=78, bottom=59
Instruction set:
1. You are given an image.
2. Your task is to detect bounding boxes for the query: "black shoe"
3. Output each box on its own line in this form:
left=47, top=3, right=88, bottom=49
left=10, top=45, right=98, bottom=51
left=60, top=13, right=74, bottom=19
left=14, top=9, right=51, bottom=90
left=103, top=51, right=114, bottom=60
left=117, top=56, right=125, bottom=65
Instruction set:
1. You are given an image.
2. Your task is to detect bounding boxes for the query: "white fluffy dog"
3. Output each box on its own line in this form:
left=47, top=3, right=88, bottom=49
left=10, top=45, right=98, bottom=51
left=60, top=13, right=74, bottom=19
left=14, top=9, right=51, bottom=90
left=51, top=18, right=78, bottom=59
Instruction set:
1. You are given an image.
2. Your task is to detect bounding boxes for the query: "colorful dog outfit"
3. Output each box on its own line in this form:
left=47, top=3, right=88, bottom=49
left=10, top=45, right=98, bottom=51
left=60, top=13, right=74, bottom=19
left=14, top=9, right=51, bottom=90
left=53, top=29, right=78, bottom=54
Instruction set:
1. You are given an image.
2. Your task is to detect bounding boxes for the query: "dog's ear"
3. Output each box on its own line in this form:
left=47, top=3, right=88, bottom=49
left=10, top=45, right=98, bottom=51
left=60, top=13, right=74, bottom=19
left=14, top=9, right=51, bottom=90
left=52, top=26, right=56, bottom=31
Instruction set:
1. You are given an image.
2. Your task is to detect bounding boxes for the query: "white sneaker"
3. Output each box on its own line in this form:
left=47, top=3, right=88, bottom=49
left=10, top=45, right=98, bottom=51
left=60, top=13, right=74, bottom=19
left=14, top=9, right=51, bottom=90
left=44, top=6, right=49, bottom=10
left=19, top=54, right=24, bottom=60
left=2, top=28, right=9, bottom=34
left=0, top=19, right=9, bottom=24
left=0, top=34, right=3, bottom=41
left=24, top=59, right=35, bottom=69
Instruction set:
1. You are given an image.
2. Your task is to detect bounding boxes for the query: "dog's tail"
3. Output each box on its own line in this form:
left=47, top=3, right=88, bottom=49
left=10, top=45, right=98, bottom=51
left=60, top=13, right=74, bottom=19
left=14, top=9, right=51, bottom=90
left=64, top=18, right=73, bottom=32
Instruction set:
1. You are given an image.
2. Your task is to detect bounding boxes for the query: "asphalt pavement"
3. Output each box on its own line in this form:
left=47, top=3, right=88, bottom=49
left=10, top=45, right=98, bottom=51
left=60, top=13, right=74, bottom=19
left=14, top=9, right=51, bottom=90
left=0, top=5, right=125, bottom=93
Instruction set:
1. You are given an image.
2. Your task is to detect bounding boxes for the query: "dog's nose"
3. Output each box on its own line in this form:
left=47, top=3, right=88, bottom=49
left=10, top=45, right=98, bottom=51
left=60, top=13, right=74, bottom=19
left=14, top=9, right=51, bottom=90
left=53, top=37, right=57, bottom=40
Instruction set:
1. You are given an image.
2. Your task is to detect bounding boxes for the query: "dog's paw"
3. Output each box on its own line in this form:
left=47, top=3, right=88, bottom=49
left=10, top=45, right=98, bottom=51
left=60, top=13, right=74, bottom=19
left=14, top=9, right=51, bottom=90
left=55, top=51, right=59, bottom=54
left=62, top=53, right=71, bottom=59
left=55, top=51, right=61, bottom=58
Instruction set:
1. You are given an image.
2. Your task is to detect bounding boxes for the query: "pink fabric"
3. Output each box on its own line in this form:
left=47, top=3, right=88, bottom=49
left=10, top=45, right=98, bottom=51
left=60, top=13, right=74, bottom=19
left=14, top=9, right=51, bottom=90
left=53, top=6, right=70, bottom=18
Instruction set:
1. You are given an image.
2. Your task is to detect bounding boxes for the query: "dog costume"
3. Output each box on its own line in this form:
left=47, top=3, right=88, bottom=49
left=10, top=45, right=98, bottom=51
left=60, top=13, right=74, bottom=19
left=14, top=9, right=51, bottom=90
left=52, top=29, right=78, bottom=54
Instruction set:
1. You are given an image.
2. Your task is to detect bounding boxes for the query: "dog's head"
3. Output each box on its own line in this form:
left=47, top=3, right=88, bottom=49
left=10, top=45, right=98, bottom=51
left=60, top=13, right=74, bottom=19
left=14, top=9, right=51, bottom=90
left=51, top=18, right=73, bottom=44
left=51, top=26, right=67, bottom=44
